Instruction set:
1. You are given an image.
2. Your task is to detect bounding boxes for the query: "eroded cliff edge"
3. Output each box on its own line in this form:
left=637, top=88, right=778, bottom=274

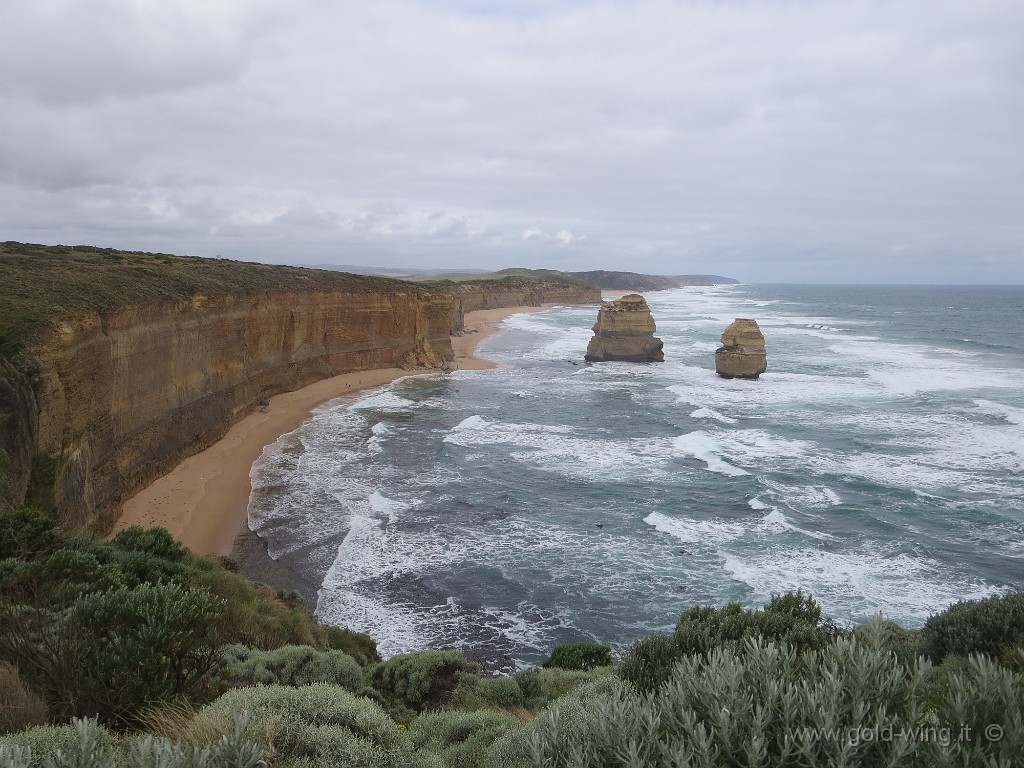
left=0, top=243, right=453, bottom=532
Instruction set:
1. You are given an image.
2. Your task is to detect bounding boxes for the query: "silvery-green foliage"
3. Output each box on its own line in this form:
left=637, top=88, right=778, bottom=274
left=129, top=712, right=263, bottom=768
left=0, top=719, right=116, bottom=768
left=0, top=745, right=32, bottom=768
left=408, top=709, right=521, bottom=768
left=935, top=655, right=1024, bottom=766
left=219, top=644, right=364, bottom=692
left=191, top=684, right=407, bottom=767
left=0, top=727, right=76, bottom=766
left=492, top=633, right=1024, bottom=768
left=41, top=718, right=115, bottom=768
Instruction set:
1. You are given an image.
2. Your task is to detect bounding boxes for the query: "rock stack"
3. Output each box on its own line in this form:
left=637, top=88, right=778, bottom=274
left=715, top=319, right=767, bottom=379
left=584, top=294, right=665, bottom=362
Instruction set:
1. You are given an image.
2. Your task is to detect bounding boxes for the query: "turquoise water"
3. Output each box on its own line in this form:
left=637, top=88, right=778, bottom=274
left=248, top=285, right=1024, bottom=671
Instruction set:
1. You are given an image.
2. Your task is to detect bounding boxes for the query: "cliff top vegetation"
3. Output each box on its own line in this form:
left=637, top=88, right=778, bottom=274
left=0, top=242, right=428, bottom=360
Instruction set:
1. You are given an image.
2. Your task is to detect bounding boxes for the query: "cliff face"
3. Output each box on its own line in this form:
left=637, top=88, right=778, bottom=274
left=6, top=287, right=452, bottom=531
left=449, top=280, right=600, bottom=332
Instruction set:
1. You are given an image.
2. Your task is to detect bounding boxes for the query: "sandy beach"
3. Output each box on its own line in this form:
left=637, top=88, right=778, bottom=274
left=113, top=304, right=548, bottom=556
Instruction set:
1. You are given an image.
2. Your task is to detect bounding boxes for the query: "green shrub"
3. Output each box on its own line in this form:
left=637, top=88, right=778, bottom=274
left=369, top=650, right=478, bottom=721
left=127, top=712, right=264, bottom=768
left=0, top=718, right=117, bottom=767
left=323, top=625, right=381, bottom=665
left=0, top=510, right=57, bottom=560
left=490, top=630, right=1024, bottom=768
left=542, top=642, right=613, bottom=671
left=0, top=583, right=224, bottom=725
left=187, top=684, right=407, bottom=766
left=184, top=554, right=324, bottom=649
left=449, top=666, right=614, bottom=717
left=618, top=633, right=679, bottom=694
left=408, top=709, right=522, bottom=768
left=921, top=592, right=1024, bottom=665
left=111, top=526, right=187, bottom=562
left=486, top=676, right=628, bottom=768
left=218, top=644, right=364, bottom=691
left=853, top=617, right=924, bottom=668
left=675, top=591, right=834, bottom=657
left=0, top=713, right=264, bottom=768
left=449, top=672, right=527, bottom=713
left=619, top=593, right=838, bottom=695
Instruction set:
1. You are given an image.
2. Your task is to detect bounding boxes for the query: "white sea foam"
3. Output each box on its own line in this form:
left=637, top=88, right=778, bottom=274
left=690, top=407, right=738, bottom=424
left=451, top=414, right=491, bottom=432
left=368, top=490, right=413, bottom=523
left=349, top=391, right=419, bottom=413
left=673, top=431, right=749, bottom=476
left=316, top=513, right=439, bottom=656
left=446, top=417, right=674, bottom=481
left=722, top=547, right=1003, bottom=625
left=643, top=512, right=746, bottom=547
left=764, top=482, right=842, bottom=509
left=748, top=497, right=771, bottom=510
left=974, top=399, right=1024, bottom=425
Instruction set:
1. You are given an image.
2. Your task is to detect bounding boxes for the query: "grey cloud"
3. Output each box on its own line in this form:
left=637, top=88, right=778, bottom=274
left=0, top=0, right=1020, bottom=282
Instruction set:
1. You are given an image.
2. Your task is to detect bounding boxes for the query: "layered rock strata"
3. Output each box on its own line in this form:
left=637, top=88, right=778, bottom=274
left=7, top=287, right=452, bottom=532
left=584, top=294, right=664, bottom=362
left=448, top=279, right=600, bottom=334
left=715, top=319, right=767, bottom=379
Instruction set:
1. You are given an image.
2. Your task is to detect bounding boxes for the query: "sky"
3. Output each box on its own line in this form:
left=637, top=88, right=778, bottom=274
left=1, top=0, right=1021, bottom=283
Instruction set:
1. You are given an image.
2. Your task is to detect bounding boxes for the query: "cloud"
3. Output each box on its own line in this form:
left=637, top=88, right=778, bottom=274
left=0, top=0, right=1021, bottom=282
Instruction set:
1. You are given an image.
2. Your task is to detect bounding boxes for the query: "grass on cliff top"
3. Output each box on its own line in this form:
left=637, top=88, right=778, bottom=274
left=0, top=242, right=429, bottom=359
left=422, top=273, right=594, bottom=290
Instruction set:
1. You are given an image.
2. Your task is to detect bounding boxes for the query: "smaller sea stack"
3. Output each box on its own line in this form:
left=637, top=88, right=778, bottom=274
left=585, top=294, right=665, bottom=362
left=716, top=319, right=765, bottom=378
left=715, top=318, right=767, bottom=379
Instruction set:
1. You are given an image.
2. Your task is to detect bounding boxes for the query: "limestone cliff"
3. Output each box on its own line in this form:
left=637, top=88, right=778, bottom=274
left=445, top=278, right=601, bottom=333
left=715, top=318, right=767, bottom=379
left=0, top=243, right=453, bottom=531
left=584, top=294, right=665, bottom=362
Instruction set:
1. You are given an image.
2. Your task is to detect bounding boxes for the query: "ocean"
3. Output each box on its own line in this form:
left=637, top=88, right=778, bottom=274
left=247, top=285, right=1024, bottom=671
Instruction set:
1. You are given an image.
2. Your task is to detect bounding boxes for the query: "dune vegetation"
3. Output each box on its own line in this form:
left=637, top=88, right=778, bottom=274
left=0, top=507, right=1021, bottom=767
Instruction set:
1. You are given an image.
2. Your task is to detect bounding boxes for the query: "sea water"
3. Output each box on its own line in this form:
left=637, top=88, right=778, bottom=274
left=248, top=285, right=1024, bottom=670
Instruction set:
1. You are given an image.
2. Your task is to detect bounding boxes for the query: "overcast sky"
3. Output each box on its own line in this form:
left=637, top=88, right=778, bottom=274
left=1, top=0, right=1021, bottom=283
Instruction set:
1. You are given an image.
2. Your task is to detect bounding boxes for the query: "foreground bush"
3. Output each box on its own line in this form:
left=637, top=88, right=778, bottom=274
left=921, top=592, right=1024, bottom=667
left=621, top=591, right=842, bottom=693
left=218, top=644, right=364, bottom=691
left=0, top=518, right=371, bottom=725
left=0, top=582, right=224, bottom=725
left=542, top=642, right=613, bottom=671
left=0, top=510, right=58, bottom=560
left=0, top=713, right=263, bottom=768
left=368, top=650, right=478, bottom=721
left=499, top=628, right=1024, bottom=767
left=187, top=684, right=409, bottom=767
left=408, top=709, right=522, bottom=768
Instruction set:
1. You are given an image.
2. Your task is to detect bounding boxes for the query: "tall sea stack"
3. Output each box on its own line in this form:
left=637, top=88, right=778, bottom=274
left=715, top=318, right=767, bottom=379
left=584, top=294, right=664, bottom=362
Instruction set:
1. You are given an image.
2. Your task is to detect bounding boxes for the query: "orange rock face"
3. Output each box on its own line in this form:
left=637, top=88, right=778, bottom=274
left=585, top=294, right=665, bottom=362
left=715, top=318, right=767, bottom=379
left=25, top=289, right=453, bottom=530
